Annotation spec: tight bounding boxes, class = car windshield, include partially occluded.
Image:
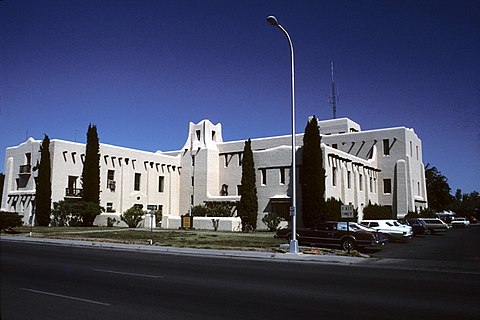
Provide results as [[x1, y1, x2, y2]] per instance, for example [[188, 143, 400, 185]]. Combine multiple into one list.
[[336, 222, 364, 231]]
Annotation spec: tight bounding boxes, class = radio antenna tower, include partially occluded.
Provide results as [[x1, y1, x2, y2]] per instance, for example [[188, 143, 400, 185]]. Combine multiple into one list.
[[328, 61, 338, 119]]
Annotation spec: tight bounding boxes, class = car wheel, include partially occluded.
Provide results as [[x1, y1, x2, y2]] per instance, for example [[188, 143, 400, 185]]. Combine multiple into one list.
[[425, 229, 432, 235], [341, 238, 355, 251]]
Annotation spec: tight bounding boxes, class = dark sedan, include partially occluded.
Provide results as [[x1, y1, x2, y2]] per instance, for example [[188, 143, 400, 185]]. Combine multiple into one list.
[[275, 221, 388, 251], [399, 218, 427, 236]]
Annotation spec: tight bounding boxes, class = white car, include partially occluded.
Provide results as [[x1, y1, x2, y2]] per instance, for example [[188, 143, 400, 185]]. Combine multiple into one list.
[[451, 217, 470, 228], [360, 220, 413, 241]]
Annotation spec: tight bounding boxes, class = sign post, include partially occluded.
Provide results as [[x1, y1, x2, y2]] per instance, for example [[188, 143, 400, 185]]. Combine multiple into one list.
[[341, 205, 354, 253]]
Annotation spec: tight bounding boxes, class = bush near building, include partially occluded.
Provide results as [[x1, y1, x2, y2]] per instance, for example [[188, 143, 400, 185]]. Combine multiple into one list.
[[192, 202, 235, 217], [261, 212, 283, 231], [0, 211, 23, 230], [51, 200, 103, 226], [363, 202, 393, 220], [121, 206, 146, 228]]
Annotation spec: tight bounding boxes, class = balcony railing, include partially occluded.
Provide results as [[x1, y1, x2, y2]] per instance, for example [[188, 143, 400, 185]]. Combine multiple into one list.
[[19, 164, 31, 175], [65, 188, 82, 197]]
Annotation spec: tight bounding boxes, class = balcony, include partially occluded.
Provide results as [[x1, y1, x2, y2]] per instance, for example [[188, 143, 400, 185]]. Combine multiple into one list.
[[19, 164, 31, 175], [65, 188, 82, 198]]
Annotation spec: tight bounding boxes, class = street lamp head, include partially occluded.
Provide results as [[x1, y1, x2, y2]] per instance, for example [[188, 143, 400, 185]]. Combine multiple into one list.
[[266, 15, 279, 26]]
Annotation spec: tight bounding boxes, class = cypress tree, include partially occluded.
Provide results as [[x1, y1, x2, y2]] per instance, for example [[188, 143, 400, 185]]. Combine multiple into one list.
[[36, 135, 52, 226], [81, 124, 101, 226], [301, 116, 326, 227], [238, 139, 258, 231]]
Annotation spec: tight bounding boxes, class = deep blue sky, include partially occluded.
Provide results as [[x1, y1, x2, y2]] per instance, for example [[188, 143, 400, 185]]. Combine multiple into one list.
[[1, 0, 479, 194]]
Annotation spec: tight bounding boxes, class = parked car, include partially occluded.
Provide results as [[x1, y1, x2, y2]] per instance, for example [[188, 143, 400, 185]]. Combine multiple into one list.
[[451, 217, 470, 228], [419, 218, 449, 234], [398, 218, 427, 236], [275, 221, 388, 251], [360, 220, 413, 241]]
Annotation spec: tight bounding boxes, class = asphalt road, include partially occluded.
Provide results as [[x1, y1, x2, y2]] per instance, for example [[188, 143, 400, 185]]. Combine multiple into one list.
[[367, 224, 480, 261], [2, 240, 479, 320]]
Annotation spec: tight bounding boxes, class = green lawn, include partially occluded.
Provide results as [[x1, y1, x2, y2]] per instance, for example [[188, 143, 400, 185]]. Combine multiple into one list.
[[2, 227, 285, 252]]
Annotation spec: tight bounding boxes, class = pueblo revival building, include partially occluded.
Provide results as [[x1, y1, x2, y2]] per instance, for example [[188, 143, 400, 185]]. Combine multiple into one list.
[[1, 117, 428, 229]]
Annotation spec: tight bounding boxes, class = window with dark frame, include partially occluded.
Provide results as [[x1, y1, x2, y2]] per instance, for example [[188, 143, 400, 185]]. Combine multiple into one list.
[[158, 176, 164, 193], [383, 178, 392, 194], [383, 139, 390, 156], [134, 173, 141, 191]]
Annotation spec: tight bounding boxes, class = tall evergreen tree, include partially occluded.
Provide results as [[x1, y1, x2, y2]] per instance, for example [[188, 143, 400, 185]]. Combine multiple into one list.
[[81, 124, 101, 226], [301, 116, 326, 227], [0, 173, 4, 206], [238, 139, 258, 231], [425, 164, 453, 212], [36, 135, 52, 226]]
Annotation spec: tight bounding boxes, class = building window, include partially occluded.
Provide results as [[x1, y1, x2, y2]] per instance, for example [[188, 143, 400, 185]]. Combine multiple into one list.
[[196, 130, 201, 141], [332, 144, 338, 149], [359, 174, 363, 191], [417, 182, 421, 196], [238, 153, 243, 166], [383, 139, 390, 156], [280, 168, 286, 185], [221, 184, 228, 196], [332, 167, 337, 186], [212, 130, 216, 141], [410, 141, 413, 156], [134, 173, 141, 191], [416, 146, 419, 160], [107, 170, 115, 191], [347, 171, 351, 189], [383, 179, 392, 194], [260, 169, 267, 185], [106, 202, 115, 213], [158, 176, 164, 193], [237, 185, 242, 196], [224, 154, 229, 167], [369, 177, 373, 192]]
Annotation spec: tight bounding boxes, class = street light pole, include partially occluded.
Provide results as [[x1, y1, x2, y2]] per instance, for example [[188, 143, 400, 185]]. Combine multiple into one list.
[[267, 15, 299, 254]]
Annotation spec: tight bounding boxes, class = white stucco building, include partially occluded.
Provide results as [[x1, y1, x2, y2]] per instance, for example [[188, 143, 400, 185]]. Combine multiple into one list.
[[1, 117, 428, 228]]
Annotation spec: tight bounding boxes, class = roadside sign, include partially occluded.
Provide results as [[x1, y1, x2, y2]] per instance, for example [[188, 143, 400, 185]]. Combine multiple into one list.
[[341, 205, 354, 218]]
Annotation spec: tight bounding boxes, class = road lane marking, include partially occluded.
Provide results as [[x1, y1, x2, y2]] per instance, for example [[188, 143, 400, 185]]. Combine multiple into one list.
[[21, 288, 111, 306], [93, 268, 162, 278]]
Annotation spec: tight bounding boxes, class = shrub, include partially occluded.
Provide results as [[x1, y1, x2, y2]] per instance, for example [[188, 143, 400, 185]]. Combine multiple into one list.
[[192, 203, 235, 217], [121, 206, 146, 228], [192, 204, 209, 217], [323, 198, 359, 221], [0, 211, 24, 230], [363, 202, 392, 220], [51, 200, 103, 227], [154, 210, 163, 226], [261, 212, 283, 231], [205, 202, 235, 217]]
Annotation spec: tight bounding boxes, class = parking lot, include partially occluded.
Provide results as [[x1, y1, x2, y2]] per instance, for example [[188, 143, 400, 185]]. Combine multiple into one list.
[[365, 224, 480, 262]]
